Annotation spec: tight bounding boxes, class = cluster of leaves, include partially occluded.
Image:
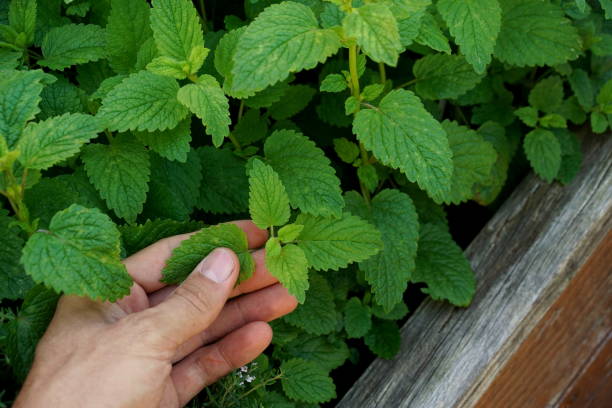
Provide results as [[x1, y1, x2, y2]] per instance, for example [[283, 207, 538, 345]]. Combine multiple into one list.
[[0, 0, 609, 406]]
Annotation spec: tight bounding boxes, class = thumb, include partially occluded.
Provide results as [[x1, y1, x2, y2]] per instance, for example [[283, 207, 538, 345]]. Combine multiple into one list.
[[139, 248, 239, 349]]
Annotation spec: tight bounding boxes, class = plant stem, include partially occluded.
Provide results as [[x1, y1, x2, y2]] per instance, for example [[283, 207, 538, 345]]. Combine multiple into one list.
[[378, 62, 387, 84], [198, 0, 207, 22], [237, 100, 245, 121], [228, 133, 242, 152], [348, 45, 372, 205], [396, 78, 418, 89], [104, 129, 114, 144]]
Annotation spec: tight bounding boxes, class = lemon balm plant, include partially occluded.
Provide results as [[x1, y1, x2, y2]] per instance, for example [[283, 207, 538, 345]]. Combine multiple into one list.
[[0, 0, 610, 406]]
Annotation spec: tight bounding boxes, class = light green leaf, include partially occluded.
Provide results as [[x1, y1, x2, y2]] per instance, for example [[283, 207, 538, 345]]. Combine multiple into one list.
[[494, 0, 582, 67], [415, 12, 451, 53], [177, 74, 230, 147], [320, 73, 347, 93], [442, 120, 497, 204], [143, 150, 201, 221], [281, 358, 336, 404], [345, 189, 419, 311], [197, 146, 249, 214], [266, 241, 309, 303], [524, 128, 562, 182], [413, 223, 475, 306], [9, 0, 36, 45], [528, 76, 564, 114], [21, 205, 132, 301], [343, 3, 402, 66], [231, 2, 341, 96], [4, 286, 59, 381], [82, 135, 150, 223], [106, 0, 153, 74], [295, 212, 382, 271], [280, 334, 349, 372], [146, 55, 189, 79], [214, 27, 245, 79], [39, 24, 107, 70], [265, 130, 344, 217], [135, 117, 192, 163], [437, 0, 501, 74], [353, 89, 453, 203], [284, 273, 337, 333], [98, 71, 189, 132], [515, 106, 539, 127], [18, 113, 104, 170], [364, 319, 401, 359], [162, 223, 254, 284], [0, 69, 52, 147], [344, 297, 372, 339], [150, 0, 203, 61], [413, 54, 484, 100], [248, 159, 290, 229], [0, 210, 33, 300]]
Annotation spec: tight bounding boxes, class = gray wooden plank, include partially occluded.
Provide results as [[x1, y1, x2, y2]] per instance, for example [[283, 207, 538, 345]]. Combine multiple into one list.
[[336, 132, 612, 408]]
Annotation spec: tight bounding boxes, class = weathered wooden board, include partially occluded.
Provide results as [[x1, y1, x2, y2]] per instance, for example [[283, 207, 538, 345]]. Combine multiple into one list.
[[337, 132, 612, 408]]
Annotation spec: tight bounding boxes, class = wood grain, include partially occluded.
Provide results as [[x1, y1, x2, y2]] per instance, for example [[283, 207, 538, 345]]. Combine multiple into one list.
[[336, 132, 612, 408], [474, 231, 611, 407]]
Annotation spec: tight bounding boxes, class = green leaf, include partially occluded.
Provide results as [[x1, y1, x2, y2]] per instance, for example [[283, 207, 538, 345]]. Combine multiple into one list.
[[494, 0, 582, 67], [231, 2, 341, 96], [539, 113, 567, 129], [196, 146, 249, 214], [21, 204, 132, 301], [8, 0, 36, 45], [333, 137, 360, 164], [280, 334, 349, 372], [320, 73, 347, 93], [82, 135, 150, 223], [371, 301, 409, 320], [119, 218, 204, 256], [345, 189, 419, 311], [265, 130, 344, 217], [344, 297, 372, 339], [515, 106, 539, 127], [524, 128, 562, 182], [442, 120, 497, 204], [177, 74, 230, 147], [135, 117, 192, 163], [0, 210, 33, 300], [364, 319, 401, 359], [278, 224, 304, 243], [266, 241, 310, 303], [590, 112, 609, 133], [295, 212, 382, 271], [413, 54, 484, 100], [286, 271, 339, 330], [150, 0, 203, 62], [233, 108, 268, 146], [144, 150, 201, 221], [4, 286, 59, 381], [98, 71, 189, 132], [268, 85, 316, 120], [413, 223, 475, 306], [214, 27, 245, 79], [597, 79, 612, 112], [415, 12, 451, 54], [106, 0, 153, 74], [281, 358, 336, 404], [568, 69, 594, 110], [39, 24, 107, 70], [437, 0, 501, 74], [343, 3, 402, 66], [39, 77, 83, 119], [555, 129, 582, 185], [248, 159, 290, 229], [353, 89, 453, 203], [473, 121, 512, 205], [162, 223, 254, 284], [0, 69, 52, 147], [528, 76, 564, 114], [18, 113, 104, 170]]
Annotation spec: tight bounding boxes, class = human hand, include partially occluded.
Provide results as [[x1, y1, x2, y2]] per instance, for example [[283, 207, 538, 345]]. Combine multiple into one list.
[[14, 221, 297, 408]]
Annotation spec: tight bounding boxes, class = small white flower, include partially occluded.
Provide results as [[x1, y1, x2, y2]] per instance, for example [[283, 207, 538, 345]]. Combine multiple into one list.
[[245, 375, 256, 383], [240, 366, 248, 373]]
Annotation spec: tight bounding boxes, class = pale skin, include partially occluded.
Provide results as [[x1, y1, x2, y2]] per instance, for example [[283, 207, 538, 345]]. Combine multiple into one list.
[[14, 220, 298, 408]]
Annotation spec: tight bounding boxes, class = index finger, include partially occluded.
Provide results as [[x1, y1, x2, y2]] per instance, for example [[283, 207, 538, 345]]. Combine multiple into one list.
[[123, 220, 268, 293]]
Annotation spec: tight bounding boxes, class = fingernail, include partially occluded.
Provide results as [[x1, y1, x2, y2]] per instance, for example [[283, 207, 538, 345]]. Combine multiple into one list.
[[198, 248, 235, 283]]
